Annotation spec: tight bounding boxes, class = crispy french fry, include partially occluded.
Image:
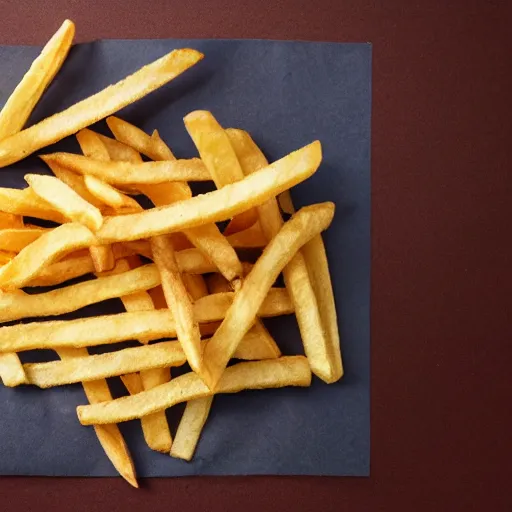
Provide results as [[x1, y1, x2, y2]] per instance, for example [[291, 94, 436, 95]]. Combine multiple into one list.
[[301, 236, 343, 381], [0, 250, 16, 265], [226, 220, 267, 248], [0, 227, 46, 252], [0, 20, 75, 141], [95, 141, 321, 243], [201, 203, 335, 390], [151, 235, 202, 374], [25, 341, 186, 387], [227, 129, 342, 383], [25, 174, 103, 231], [120, 374, 143, 395], [278, 190, 295, 215], [182, 273, 209, 301], [0, 264, 160, 322], [41, 153, 210, 185], [184, 110, 258, 235], [0, 49, 204, 167], [57, 347, 137, 488], [89, 244, 115, 272], [0, 353, 27, 387], [0, 187, 67, 223], [170, 396, 213, 461], [85, 176, 141, 210], [97, 132, 144, 163], [106, 117, 175, 161], [76, 128, 110, 161], [0, 212, 24, 229], [0, 289, 293, 352], [0, 223, 96, 290], [77, 356, 311, 425]]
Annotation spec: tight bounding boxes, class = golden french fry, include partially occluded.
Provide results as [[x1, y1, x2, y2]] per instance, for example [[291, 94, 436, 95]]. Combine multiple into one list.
[[76, 128, 110, 161], [0, 353, 27, 387], [25, 341, 186, 387], [77, 356, 311, 425], [0, 212, 24, 229], [0, 223, 96, 290], [201, 203, 335, 390], [106, 117, 175, 161], [97, 132, 144, 163], [25, 174, 103, 231], [120, 373, 143, 395], [226, 220, 267, 248], [175, 248, 217, 274], [0, 20, 75, 141], [206, 273, 281, 360], [96, 141, 321, 243], [170, 396, 213, 461], [184, 110, 258, 235], [301, 236, 343, 381], [278, 190, 296, 215], [0, 49, 204, 167], [227, 129, 341, 383], [0, 289, 292, 352], [0, 250, 16, 265], [0, 264, 160, 322], [25, 254, 95, 286], [57, 347, 137, 488], [0, 227, 46, 252], [151, 235, 203, 374], [41, 153, 209, 185], [0, 187, 67, 223], [85, 176, 141, 210]]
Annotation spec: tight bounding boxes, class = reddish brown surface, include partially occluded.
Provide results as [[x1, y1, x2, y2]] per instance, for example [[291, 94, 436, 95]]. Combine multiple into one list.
[[1, 1, 511, 511]]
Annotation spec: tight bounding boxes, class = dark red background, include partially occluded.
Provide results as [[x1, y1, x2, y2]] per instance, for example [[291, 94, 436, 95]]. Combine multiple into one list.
[[1, 1, 511, 510]]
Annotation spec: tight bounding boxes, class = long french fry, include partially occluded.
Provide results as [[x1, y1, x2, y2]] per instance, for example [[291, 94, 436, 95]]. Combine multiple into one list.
[[0, 289, 293, 352], [96, 141, 322, 243], [0, 223, 96, 290], [0, 264, 160, 322], [201, 203, 335, 390], [57, 348, 137, 487], [227, 129, 342, 383], [0, 212, 24, 229], [25, 174, 103, 231], [151, 235, 203, 374], [77, 356, 311, 425], [0, 48, 204, 166], [0, 187, 67, 223], [226, 220, 267, 248], [170, 396, 213, 461], [41, 153, 209, 185], [0, 20, 75, 141], [25, 341, 186, 387]]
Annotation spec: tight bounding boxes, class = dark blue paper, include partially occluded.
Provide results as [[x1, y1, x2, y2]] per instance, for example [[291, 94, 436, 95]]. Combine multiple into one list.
[[0, 39, 371, 477]]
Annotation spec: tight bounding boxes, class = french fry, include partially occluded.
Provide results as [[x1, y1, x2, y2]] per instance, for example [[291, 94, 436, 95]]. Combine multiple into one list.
[[0, 264, 160, 322], [0, 353, 27, 387], [184, 110, 258, 235], [97, 132, 144, 163], [41, 153, 210, 185], [96, 141, 322, 243], [57, 347, 137, 488], [151, 235, 203, 375], [278, 190, 295, 215], [0, 227, 46, 252], [0, 250, 16, 265], [0, 290, 293, 352], [110, 257, 173, 452], [85, 176, 141, 210], [201, 203, 335, 390], [0, 212, 24, 229], [89, 244, 115, 273], [0, 187, 67, 223], [76, 128, 110, 161], [182, 273, 209, 301], [0, 49, 204, 167], [77, 356, 311, 425], [106, 117, 175, 161], [170, 396, 213, 461], [0, 20, 75, 141], [25, 174, 103, 231], [0, 223, 96, 290], [227, 129, 342, 383], [25, 341, 186, 387]]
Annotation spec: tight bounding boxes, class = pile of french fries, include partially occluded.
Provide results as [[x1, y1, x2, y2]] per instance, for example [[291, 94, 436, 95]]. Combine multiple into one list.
[[0, 20, 343, 487]]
